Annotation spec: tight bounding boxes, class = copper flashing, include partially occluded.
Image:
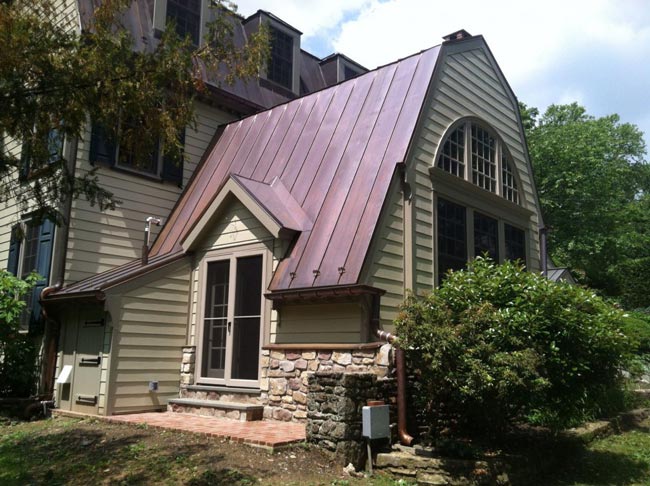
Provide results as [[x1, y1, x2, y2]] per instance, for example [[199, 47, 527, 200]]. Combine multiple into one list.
[[263, 342, 384, 351], [265, 284, 385, 302]]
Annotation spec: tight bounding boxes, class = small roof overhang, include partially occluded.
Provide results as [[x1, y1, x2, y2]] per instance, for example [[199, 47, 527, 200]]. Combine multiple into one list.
[[181, 175, 312, 252]]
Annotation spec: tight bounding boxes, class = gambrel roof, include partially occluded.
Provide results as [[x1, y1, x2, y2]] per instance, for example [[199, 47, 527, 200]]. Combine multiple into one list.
[[50, 43, 441, 298], [149, 45, 441, 292]]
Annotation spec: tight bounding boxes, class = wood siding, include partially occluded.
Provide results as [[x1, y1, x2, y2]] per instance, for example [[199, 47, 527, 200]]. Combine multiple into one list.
[[271, 302, 363, 343], [410, 45, 541, 295], [107, 261, 191, 414], [64, 102, 234, 284], [362, 178, 405, 330]]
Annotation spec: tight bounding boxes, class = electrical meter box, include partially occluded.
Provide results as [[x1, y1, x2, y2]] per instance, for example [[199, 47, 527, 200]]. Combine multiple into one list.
[[362, 404, 390, 439]]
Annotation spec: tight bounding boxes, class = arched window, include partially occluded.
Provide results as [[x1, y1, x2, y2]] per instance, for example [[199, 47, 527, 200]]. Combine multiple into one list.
[[437, 120, 520, 204]]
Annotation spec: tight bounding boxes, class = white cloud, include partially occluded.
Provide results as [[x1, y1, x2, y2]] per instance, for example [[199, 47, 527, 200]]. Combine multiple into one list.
[[234, 0, 650, 145]]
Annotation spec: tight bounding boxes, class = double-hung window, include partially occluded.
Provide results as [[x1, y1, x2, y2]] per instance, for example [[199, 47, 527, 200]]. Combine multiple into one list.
[[7, 218, 55, 332], [267, 26, 294, 90], [166, 0, 201, 45]]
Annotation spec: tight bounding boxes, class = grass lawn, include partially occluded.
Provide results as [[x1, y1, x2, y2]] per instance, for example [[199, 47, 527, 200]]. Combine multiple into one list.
[[0, 417, 406, 486], [1, 415, 650, 485]]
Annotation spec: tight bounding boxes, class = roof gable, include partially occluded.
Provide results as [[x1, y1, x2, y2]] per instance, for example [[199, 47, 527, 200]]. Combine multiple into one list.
[[183, 175, 311, 250], [150, 45, 441, 292]]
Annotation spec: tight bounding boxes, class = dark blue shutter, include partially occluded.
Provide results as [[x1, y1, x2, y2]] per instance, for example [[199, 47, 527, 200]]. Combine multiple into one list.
[[162, 129, 185, 186], [29, 219, 54, 333], [89, 123, 116, 166], [19, 140, 31, 179], [7, 225, 21, 275]]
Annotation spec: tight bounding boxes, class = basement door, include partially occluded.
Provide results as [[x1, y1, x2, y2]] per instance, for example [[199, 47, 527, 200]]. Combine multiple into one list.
[[199, 254, 263, 387]]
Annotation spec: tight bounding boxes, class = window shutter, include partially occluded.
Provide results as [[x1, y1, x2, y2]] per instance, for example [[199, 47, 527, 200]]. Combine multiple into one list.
[[19, 140, 31, 179], [162, 129, 185, 186], [89, 123, 116, 166], [7, 225, 21, 275], [29, 219, 55, 333]]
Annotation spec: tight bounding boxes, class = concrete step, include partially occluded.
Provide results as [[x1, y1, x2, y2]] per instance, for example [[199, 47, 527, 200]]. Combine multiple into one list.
[[168, 398, 264, 422]]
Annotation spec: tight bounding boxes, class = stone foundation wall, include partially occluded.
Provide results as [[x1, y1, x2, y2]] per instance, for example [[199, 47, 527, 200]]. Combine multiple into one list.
[[260, 344, 393, 422], [175, 343, 395, 424], [306, 372, 396, 468]]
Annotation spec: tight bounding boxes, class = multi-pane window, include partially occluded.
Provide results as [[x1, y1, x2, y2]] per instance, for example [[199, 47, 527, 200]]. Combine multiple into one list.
[[268, 27, 293, 89], [474, 212, 498, 261], [471, 124, 497, 192], [437, 120, 521, 204], [501, 156, 519, 204], [504, 223, 526, 264], [89, 122, 185, 185], [437, 126, 464, 177], [167, 0, 201, 45], [437, 198, 467, 282]]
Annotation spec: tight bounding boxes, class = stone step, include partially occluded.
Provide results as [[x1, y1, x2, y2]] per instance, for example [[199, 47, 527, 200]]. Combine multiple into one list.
[[168, 398, 264, 422]]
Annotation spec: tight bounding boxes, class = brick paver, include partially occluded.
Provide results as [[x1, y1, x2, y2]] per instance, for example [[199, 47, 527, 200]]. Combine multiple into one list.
[[105, 412, 306, 449]]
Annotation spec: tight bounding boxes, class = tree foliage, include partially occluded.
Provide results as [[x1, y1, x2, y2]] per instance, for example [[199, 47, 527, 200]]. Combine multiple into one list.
[[0, 270, 39, 397], [0, 0, 269, 223], [396, 258, 633, 434], [521, 102, 650, 301]]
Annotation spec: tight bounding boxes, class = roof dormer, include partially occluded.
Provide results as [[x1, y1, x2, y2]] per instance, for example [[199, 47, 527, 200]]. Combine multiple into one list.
[[319, 53, 368, 85], [243, 10, 302, 96]]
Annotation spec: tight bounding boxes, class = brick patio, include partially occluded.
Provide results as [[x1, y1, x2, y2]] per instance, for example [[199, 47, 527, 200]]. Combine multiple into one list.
[[54, 410, 306, 450]]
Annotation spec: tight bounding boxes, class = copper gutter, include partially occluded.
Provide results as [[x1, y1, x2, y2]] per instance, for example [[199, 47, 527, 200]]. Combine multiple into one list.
[[266, 284, 385, 302], [375, 329, 414, 446]]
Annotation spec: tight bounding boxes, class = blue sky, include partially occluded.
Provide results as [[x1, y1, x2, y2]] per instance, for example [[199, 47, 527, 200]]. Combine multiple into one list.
[[236, 0, 650, 151]]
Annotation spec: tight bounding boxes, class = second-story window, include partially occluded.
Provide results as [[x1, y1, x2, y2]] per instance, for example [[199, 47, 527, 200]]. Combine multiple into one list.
[[89, 121, 185, 186], [167, 0, 201, 45], [268, 26, 293, 89]]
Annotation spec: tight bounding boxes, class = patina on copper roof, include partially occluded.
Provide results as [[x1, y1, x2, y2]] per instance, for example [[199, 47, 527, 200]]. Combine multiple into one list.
[[149, 44, 441, 292]]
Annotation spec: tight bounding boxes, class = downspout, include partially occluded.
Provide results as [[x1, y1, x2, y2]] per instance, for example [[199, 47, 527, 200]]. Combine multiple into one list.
[[375, 328, 414, 446], [540, 226, 548, 277], [39, 281, 63, 399]]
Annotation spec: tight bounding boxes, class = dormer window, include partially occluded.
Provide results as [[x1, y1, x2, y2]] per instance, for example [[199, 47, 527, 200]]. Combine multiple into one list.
[[437, 119, 520, 204], [166, 0, 201, 45], [268, 26, 293, 89]]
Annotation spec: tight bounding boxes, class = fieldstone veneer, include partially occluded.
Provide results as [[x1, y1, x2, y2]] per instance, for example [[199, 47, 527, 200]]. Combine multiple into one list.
[[261, 344, 393, 422], [176, 344, 394, 423]]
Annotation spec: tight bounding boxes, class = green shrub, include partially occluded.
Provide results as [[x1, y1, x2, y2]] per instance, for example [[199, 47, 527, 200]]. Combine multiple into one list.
[[0, 270, 39, 397], [614, 257, 650, 310], [620, 312, 650, 354], [395, 258, 632, 434]]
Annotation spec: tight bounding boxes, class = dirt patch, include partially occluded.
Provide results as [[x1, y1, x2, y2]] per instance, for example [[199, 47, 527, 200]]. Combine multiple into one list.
[[0, 417, 401, 485]]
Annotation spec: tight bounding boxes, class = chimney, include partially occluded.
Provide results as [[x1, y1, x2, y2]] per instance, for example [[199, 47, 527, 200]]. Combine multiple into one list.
[[442, 29, 472, 42]]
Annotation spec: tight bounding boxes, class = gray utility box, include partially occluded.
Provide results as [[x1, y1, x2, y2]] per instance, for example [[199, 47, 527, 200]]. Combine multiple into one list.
[[362, 405, 390, 439]]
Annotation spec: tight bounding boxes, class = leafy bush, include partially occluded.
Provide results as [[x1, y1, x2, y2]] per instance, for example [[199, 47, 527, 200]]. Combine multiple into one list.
[[0, 270, 39, 397], [395, 258, 633, 434], [620, 312, 650, 354], [614, 257, 650, 310]]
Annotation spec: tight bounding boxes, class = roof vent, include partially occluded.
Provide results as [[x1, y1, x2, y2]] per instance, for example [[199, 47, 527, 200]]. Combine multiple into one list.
[[442, 29, 472, 42]]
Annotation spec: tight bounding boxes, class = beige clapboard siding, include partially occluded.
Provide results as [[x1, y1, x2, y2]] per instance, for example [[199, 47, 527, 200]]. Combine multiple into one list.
[[109, 263, 190, 414], [410, 46, 541, 296], [271, 303, 362, 343], [188, 199, 274, 345], [64, 102, 234, 284], [363, 180, 405, 329], [0, 138, 26, 268]]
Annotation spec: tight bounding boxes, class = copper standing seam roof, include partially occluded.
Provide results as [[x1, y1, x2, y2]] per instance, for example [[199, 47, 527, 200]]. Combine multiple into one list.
[[49, 44, 441, 298]]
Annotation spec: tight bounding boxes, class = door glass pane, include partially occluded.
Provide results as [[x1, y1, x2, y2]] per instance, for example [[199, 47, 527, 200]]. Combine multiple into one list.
[[202, 260, 229, 378], [231, 255, 262, 380]]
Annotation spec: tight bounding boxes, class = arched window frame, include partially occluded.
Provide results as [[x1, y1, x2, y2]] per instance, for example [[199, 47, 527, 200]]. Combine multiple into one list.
[[435, 118, 522, 205]]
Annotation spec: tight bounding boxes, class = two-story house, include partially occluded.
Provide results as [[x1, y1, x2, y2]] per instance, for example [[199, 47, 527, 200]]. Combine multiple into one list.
[[0, 0, 367, 397]]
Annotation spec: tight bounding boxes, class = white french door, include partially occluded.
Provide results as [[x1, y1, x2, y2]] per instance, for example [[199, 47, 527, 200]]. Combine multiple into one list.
[[199, 253, 263, 387]]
